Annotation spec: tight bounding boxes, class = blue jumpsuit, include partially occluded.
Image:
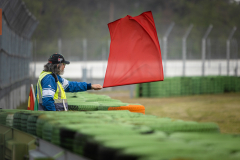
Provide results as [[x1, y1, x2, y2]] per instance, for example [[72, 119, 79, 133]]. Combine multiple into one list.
[[39, 74, 91, 111]]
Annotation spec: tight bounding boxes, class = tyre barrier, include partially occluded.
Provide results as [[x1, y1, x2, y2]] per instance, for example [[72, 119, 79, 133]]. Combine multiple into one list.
[[1, 108, 240, 160], [67, 92, 145, 114], [136, 76, 240, 98]]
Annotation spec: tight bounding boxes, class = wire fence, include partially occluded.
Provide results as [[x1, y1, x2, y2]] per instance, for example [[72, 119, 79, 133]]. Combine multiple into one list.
[[0, 0, 38, 108], [0, 20, 32, 88], [34, 25, 240, 62], [33, 23, 240, 80]]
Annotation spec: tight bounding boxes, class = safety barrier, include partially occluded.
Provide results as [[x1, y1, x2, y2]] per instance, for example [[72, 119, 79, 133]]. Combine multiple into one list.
[[136, 76, 240, 98], [1, 108, 230, 160], [67, 92, 145, 114]]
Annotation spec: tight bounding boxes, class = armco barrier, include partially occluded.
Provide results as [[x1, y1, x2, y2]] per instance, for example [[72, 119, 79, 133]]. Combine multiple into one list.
[[136, 76, 240, 98]]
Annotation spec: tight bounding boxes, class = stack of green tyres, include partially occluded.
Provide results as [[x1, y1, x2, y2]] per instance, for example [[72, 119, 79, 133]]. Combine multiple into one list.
[[12, 111, 22, 129], [98, 102, 129, 110], [170, 77, 182, 96], [144, 81, 160, 97], [213, 76, 224, 93], [52, 119, 106, 147], [21, 112, 33, 132], [223, 76, 240, 92], [68, 102, 99, 111], [67, 92, 126, 111], [42, 115, 102, 142], [116, 117, 219, 133], [1, 97, 240, 160], [223, 76, 232, 92], [0, 111, 12, 126], [0, 112, 10, 126], [192, 76, 202, 94], [27, 112, 45, 135], [137, 76, 240, 98], [72, 124, 153, 158], [234, 76, 240, 91], [0, 109, 24, 127], [13, 111, 32, 130]]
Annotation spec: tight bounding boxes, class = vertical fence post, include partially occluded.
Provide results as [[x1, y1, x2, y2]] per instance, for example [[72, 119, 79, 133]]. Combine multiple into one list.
[[182, 24, 193, 77], [234, 39, 238, 76], [226, 26, 237, 76], [159, 37, 161, 48], [163, 22, 175, 77], [102, 45, 106, 78], [58, 38, 62, 55], [219, 63, 221, 75], [130, 85, 134, 98], [202, 25, 213, 76], [82, 38, 87, 82], [207, 38, 211, 67]]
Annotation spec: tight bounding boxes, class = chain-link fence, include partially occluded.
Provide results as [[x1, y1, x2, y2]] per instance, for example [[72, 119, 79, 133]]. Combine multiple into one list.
[[33, 23, 239, 61], [33, 23, 240, 77], [0, 0, 38, 109]]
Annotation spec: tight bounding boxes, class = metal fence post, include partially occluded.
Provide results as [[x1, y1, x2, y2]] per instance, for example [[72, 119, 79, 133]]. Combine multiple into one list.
[[163, 22, 175, 76], [82, 38, 87, 82], [226, 26, 237, 76], [219, 63, 221, 75], [234, 39, 238, 76], [207, 38, 211, 67], [102, 46, 106, 78], [182, 24, 193, 77], [58, 38, 62, 55], [83, 38, 87, 62], [202, 25, 213, 76]]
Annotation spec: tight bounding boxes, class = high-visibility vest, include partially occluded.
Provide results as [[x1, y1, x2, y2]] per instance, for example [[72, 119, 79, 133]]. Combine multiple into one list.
[[37, 71, 68, 111]]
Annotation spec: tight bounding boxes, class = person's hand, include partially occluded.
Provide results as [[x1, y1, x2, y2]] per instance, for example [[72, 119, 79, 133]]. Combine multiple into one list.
[[91, 84, 102, 90]]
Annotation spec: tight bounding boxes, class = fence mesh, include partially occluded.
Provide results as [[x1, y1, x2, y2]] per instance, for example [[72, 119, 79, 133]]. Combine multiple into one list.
[[34, 24, 240, 61], [0, 0, 38, 105]]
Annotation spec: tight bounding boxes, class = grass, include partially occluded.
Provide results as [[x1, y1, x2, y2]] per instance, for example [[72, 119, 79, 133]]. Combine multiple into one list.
[[94, 90, 240, 134]]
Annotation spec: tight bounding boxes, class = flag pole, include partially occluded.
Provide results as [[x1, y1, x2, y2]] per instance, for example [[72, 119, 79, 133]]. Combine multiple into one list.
[[31, 84, 35, 103]]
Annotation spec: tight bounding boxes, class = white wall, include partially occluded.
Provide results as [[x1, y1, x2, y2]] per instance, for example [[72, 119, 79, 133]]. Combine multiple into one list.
[[31, 59, 240, 80]]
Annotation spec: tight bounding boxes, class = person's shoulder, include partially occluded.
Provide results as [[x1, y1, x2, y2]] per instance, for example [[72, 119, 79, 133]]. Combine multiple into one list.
[[41, 74, 57, 88], [57, 75, 64, 83], [42, 74, 55, 82]]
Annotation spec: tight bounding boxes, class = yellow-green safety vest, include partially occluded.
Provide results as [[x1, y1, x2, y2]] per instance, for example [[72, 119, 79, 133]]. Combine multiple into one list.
[[37, 71, 68, 111]]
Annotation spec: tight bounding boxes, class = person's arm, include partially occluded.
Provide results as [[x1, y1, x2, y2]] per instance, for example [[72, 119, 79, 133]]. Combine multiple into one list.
[[58, 76, 102, 92], [41, 75, 57, 111]]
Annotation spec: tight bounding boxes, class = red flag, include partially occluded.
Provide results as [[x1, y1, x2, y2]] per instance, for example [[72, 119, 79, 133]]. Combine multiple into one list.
[[103, 11, 164, 88], [27, 84, 35, 110]]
